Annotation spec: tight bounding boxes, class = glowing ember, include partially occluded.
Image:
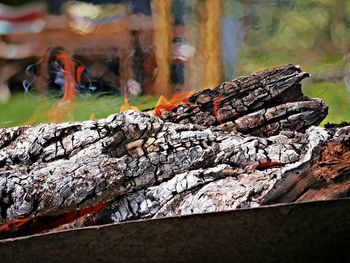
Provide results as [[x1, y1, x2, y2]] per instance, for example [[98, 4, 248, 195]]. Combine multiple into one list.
[[0, 218, 31, 236], [0, 204, 105, 238], [256, 161, 285, 170], [213, 96, 223, 123], [153, 91, 194, 116]]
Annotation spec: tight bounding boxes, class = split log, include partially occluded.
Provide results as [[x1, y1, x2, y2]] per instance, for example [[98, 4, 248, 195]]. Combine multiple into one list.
[[0, 64, 347, 237]]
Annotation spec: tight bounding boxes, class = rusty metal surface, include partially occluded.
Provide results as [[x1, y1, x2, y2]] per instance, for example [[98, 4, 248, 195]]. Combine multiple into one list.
[[1, 199, 350, 263]]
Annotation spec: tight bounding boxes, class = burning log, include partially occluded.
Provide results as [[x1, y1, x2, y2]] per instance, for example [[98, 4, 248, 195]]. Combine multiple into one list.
[[159, 64, 327, 136], [0, 64, 347, 238]]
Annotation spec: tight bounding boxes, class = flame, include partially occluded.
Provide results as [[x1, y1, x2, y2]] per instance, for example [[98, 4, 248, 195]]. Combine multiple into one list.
[[119, 93, 139, 112], [24, 96, 48, 125], [76, 65, 85, 85], [56, 53, 76, 101], [153, 91, 194, 116], [89, 112, 96, 120], [200, 0, 222, 89], [46, 53, 76, 123]]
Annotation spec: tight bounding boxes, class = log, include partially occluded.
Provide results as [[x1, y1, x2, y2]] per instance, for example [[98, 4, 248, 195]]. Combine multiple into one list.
[[159, 64, 328, 136], [0, 64, 347, 237], [83, 124, 350, 225]]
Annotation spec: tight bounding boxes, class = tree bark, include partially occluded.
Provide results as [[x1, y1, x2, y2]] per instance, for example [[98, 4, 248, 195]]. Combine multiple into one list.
[[159, 64, 327, 136], [83, 125, 350, 225], [0, 64, 346, 235]]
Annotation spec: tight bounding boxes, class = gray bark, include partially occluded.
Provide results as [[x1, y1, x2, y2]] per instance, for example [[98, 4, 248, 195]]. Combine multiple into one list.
[[84, 125, 350, 226], [0, 110, 322, 221]]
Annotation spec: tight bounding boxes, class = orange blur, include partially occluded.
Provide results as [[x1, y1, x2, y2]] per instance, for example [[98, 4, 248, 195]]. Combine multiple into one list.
[[151, 0, 171, 96], [76, 65, 85, 85], [89, 112, 96, 120], [200, 0, 222, 89], [55, 53, 76, 101], [46, 53, 76, 123], [153, 91, 194, 116]]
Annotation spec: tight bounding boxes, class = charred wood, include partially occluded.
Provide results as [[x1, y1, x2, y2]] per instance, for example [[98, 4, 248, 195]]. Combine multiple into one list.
[[0, 64, 346, 238]]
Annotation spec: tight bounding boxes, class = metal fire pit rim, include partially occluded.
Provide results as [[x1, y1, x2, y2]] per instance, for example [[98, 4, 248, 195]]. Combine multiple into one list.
[[1, 197, 349, 243]]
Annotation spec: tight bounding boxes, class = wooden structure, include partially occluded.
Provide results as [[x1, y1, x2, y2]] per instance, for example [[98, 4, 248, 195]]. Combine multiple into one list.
[[0, 0, 225, 97]]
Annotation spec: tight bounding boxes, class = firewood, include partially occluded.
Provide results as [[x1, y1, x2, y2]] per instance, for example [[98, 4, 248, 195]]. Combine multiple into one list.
[[0, 64, 347, 238], [84, 125, 350, 225], [159, 64, 328, 136]]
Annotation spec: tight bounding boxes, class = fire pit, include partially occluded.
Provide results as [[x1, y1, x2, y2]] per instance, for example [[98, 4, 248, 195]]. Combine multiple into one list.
[[0, 199, 349, 262], [0, 64, 349, 240]]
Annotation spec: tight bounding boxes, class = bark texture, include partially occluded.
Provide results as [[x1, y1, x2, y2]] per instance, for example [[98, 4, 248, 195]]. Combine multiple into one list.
[[0, 64, 346, 233], [84, 125, 350, 226], [160, 64, 328, 136]]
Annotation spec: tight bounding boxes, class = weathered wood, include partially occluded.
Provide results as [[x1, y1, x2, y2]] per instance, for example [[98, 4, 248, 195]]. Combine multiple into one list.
[[0, 64, 345, 237], [83, 125, 350, 226], [159, 64, 328, 136], [0, 110, 317, 221]]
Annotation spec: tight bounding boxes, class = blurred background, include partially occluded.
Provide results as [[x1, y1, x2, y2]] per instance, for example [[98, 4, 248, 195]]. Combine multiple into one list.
[[0, 0, 349, 127]]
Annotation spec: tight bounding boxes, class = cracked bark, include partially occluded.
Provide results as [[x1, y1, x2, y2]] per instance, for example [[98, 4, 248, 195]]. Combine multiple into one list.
[[0, 64, 347, 236], [159, 64, 327, 136]]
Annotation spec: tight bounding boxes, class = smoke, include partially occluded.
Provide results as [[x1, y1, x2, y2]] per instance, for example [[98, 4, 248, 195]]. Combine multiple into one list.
[[221, 16, 244, 80]]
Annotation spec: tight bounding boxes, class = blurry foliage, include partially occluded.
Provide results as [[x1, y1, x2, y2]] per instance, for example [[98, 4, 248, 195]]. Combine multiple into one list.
[[303, 82, 350, 125], [229, 0, 350, 123], [235, 0, 350, 73]]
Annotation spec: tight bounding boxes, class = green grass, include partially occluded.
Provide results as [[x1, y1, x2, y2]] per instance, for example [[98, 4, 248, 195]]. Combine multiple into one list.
[[303, 80, 350, 125], [1, 81, 349, 129], [0, 94, 158, 128]]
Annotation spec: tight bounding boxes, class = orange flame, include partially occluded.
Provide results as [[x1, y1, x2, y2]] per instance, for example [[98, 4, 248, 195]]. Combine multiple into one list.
[[76, 65, 85, 85], [119, 93, 139, 112], [153, 91, 194, 116], [46, 53, 76, 123], [56, 53, 76, 101], [89, 112, 96, 120], [24, 96, 48, 125]]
